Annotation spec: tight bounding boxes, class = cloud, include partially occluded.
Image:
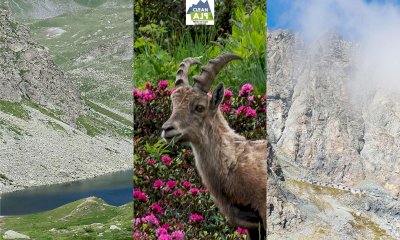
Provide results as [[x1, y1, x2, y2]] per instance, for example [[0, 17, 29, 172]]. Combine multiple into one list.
[[272, 0, 400, 96]]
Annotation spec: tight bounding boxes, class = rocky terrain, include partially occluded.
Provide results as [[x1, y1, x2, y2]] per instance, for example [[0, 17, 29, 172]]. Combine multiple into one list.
[[0, 2, 82, 125], [0, 0, 132, 194], [267, 30, 400, 239]]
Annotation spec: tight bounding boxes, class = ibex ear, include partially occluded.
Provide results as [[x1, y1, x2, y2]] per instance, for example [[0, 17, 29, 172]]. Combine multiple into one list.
[[210, 83, 224, 111]]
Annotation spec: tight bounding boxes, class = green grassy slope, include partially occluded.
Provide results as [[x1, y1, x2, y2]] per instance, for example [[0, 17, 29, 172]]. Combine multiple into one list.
[[26, 3, 132, 115], [0, 197, 133, 240]]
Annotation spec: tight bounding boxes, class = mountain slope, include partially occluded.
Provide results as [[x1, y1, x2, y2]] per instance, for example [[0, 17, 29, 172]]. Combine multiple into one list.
[[267, 30, 400, 239], [0, 2, 82, 125], [8, 0, 131, 21], [0, 1, 132, 193]]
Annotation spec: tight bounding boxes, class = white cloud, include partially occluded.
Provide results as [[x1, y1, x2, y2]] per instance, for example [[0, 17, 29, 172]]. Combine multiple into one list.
[[276, 0, 400, 97]]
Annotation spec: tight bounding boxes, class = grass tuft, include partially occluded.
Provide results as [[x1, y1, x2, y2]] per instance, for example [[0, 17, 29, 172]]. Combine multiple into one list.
[[0, 100, 30, 120]]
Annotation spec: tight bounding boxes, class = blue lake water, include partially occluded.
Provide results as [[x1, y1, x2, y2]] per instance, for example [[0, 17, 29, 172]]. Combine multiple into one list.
[[0, 170, 132, 216]]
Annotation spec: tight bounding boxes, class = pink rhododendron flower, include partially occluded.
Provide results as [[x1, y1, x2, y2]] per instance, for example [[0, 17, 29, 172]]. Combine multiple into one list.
[[133, 89, 142, 98], [151, 203, 163, 215], [189, 188, 199, 196], [189, 213, 204, 223], [224, 89, 233, 98], [158, 235, 171, 240], [235, 106, 247, 115], [239, 83, 253, 96], [153, 179, 164, 188], [161, 156, 172, 166], [156, 227, 168, 236], [147, 158, 156, 165], [181, 181, 191, 188], [236, 106, 257, 118], [162, 223, 170, 230], [142, 213, 159, 226], [133, 189, 148, 202], [220, 103, 231, 113], [133, 232, 142, 238], [237, 227, 248, 235], [171, 230, 185, 240], [166, 180, 176, 189], [245, 107, 257, 118], [173, 189, 184, 197], [134, 217, 141, 226], [247, 95, 254, 102], [158, 80, 169, 90], [142, 89, 155, 102]]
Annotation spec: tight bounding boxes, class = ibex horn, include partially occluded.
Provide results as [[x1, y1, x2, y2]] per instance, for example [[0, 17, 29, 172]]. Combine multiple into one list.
[[193, 53, 242, 94], [175, 58, 201, 87]]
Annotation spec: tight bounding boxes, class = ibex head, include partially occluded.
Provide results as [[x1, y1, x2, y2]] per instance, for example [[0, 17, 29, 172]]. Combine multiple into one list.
[[161, 53, 241, 144]]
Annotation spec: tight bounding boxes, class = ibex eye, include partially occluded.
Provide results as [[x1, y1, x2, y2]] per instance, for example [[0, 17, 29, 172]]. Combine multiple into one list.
[[195, 105, 205, 112]]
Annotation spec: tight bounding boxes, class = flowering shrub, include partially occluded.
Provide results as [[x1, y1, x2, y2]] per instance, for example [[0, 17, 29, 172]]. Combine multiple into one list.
[[133, 81, 266, 239]]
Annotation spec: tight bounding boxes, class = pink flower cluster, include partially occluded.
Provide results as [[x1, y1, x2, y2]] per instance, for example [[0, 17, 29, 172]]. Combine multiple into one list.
[[147, 158, 156, 165], [181, 180, 191, 188], [166, 180, 176, 189], [133, 81, 171, 105], [158, 80, 169, 90], [133, 88, 156, 104], [137, 213, 159, 226], [236, 105, 257, 118], [220, 100, 232, 113], [189, 188, 199, 196], [153, 179, 164, 188], [151, 203, 163, 215], [161, 156, 172, 166], [133, 189, 148, 202], [135, 213, 185, 240], [189, 213, 204, 223], [224, 89, 233, 99], [172, 189, 184, 197], [239, 83, 253, 96], [156, 228, 185, 240]]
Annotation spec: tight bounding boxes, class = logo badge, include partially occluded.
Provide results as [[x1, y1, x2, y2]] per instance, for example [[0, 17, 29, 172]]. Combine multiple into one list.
[[186, 0, 214, 25]]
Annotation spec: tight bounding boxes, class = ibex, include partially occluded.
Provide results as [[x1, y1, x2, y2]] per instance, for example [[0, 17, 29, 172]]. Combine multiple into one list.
[[161, 53, 267, 239]]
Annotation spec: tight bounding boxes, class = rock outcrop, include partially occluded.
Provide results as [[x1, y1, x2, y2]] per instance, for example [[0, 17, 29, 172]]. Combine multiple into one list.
[[267, 139, 302, 233], [0, 2, 82, 125]]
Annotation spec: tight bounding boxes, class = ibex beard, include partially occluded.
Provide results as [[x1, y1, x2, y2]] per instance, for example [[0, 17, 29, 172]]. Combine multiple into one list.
[[161, 54, 267, 238]]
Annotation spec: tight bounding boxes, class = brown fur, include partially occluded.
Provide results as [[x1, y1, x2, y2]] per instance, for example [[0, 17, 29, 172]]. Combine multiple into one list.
[[162, 86, 267, 229]]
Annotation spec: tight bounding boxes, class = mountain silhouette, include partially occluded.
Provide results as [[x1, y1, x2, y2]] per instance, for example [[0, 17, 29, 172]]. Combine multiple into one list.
[[187, 0, 212, 15]]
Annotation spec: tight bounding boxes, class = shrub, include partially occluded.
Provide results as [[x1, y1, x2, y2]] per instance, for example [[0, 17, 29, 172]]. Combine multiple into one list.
[[133, 81, 265, 239]]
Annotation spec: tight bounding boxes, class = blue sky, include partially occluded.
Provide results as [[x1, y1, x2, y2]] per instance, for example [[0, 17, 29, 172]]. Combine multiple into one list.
[[268, 0, 400, 30]]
